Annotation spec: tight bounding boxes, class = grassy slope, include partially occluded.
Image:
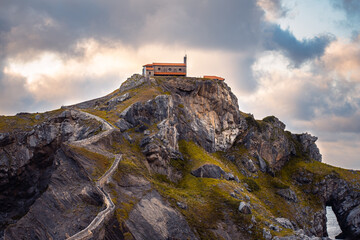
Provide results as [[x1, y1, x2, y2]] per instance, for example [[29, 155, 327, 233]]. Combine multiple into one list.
[[0, 109, 63, 133], [83, 81, 165, 127]]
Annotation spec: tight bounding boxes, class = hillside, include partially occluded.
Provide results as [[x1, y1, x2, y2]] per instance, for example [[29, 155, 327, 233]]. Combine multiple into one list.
[[0, 74, 359, 240]]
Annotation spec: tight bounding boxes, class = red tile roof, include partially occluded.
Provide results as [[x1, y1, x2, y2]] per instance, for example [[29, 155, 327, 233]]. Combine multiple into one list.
[[204, 75, 225, 81]]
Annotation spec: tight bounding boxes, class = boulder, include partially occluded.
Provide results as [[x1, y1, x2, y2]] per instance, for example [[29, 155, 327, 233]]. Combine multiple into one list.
[[263, 228, 272, 240], [275, 218, 294, 230], [238, 202, 252, 214], [191, 164, 225, 179], [257, 155, 267, 172], [224, 172, 235, 180], [276, 188, 298, 202], [115, 119, 133, 132], [125, 191, 198, 240], [176, 202, 187, 210], [241, 157, 257, 173]]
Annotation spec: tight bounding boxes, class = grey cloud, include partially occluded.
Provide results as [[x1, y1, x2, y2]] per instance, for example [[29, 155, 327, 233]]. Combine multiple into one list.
[[0, 0, 264, 56], [0, 0, 269, 113], [331, 0, 360, 22], [293, 79, 360, 131], [0, 68, 38, 114], [265, 25, 335, 67], [0, 0, 337, 115]]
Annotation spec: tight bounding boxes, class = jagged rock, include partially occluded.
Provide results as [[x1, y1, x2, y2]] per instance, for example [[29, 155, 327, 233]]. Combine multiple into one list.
[[236, 114, 296, 170], [270, 224, 281, 232], [226, 155, 236, 162], [345, 205, 360, 237], [276, 188, 298, 202], [191, 164, 225, 179], [293, 133, 322, 162], [176, 202, 187, 210], [119, 74, 147, 92], [224, 172, 235, 180], [238, 202, 252, 214], [125, 191, 198, 240], [107, 93, 130, 105], [163, 78, 247, 152], [241, 157, 257, 173], [293, 169, 314, 184], [1, 75, 359, 240], [123, 132, 133, 143], [263, 116, 286, 129], [230, 192, 239, 199], [275, 218, 294, 230], [263, 228, 272, 240], [0, 133, 13, 147], [115, 119, 133, 132], [257, 155, 267, 172]]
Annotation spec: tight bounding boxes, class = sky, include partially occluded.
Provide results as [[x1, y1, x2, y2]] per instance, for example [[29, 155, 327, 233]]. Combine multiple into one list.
[[0, 0, 360, 169]]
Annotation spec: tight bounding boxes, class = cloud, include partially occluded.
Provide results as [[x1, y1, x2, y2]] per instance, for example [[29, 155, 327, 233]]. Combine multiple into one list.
[[247, 35, 360, 130], [257, 0, 288, 21], [0, 0, 278, 113], [0, 0, 266, 55], [330, 0, 360, 22], [264, 25, 335, 67]]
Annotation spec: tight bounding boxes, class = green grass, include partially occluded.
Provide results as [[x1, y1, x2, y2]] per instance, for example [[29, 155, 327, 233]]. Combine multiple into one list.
[[243, 178, 260, 191], [0, 109, 63, 133], [149, 140, 267, 238], [68, 145, 114, 180], [83, 83, 165, 128], [178, 140, 230, 171]]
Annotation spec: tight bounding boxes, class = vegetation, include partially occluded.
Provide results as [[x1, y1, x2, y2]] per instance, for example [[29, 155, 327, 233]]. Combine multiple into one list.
[[68, 145, 114, 180], [83, 80, 167, 127], [0, 109, 63, 133], [242, 178, 260, 192]]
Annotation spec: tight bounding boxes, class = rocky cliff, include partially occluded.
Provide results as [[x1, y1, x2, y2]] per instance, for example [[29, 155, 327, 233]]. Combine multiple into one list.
[[0, 74, 359, 240]]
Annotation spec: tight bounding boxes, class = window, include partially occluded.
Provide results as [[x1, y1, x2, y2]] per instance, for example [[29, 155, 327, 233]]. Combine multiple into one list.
[[168, 68, 172, 71], [179, 68, 182, 71], [148, 72, 151, 74], [158, 68, 160, 70]]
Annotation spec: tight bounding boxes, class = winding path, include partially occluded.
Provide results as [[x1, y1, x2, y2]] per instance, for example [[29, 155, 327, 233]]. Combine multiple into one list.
[[66, 110, 121, 240]]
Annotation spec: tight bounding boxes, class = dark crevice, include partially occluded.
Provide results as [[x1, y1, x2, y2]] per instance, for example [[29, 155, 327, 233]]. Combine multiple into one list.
[[0, 144, 58, 232]]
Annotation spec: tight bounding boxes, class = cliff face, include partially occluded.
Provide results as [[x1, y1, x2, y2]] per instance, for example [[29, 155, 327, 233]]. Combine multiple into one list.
[[0, 74, 359, 240]]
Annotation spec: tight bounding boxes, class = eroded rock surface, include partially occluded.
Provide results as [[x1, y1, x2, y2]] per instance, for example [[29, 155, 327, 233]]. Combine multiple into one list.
[[125, 191, 198, 240], [0, 75, 359, 240]]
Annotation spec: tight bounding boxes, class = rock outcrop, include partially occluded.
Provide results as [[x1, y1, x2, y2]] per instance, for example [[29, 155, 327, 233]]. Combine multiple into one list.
[[0, 74, 359, 240], [125, 191, 198, 240], [191, 164, 225, 179]]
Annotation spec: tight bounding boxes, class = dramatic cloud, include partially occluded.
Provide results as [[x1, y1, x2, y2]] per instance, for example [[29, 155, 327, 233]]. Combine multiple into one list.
[[240, 34, 360, 169], [264, 25, 335, 67]]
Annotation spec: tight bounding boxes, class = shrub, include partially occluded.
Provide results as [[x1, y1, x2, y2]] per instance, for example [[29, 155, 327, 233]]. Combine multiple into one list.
[[243, 178, 260, 192], [271, 178, 290, 189]]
